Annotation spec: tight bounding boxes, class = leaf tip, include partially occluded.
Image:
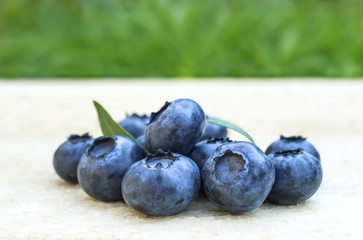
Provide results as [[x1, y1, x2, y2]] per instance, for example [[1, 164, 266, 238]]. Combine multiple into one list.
[[93, 100, 100, 107]]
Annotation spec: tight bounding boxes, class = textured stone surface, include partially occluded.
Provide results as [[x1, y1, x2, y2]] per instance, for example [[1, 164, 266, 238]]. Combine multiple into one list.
[[0, 80, 362, 239]]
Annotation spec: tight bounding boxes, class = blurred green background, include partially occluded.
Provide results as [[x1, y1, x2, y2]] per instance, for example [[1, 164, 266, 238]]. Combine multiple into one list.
[[0, 0, 362, 78]]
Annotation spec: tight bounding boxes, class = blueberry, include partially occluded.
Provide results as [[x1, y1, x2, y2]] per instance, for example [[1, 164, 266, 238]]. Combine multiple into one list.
[[188, 137, 233, 171], [200, 117, 227, 141], [267, 149, 323, 205], [202, 142, 275, 213], [136, 134, 145, 148], [145, 99, 207, 155], [77, 136, 144, 202], [266, 135, 320, 161], [122, 150, 201, 216], [119, 114, 150, 138], [53, 133, 93, 184]]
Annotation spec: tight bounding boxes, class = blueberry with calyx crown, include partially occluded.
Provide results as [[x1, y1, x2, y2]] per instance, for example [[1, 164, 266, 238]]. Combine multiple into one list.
[[53, 133, 93, 184], [145, 98, 206, 155], [122, 149, 200, 216], [77, 135, 144, 202], [202, 141, 275, 213], [267, 148, 323, 205]]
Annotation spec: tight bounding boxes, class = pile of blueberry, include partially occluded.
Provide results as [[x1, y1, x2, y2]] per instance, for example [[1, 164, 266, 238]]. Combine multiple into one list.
[[53, 98, 323, 216]]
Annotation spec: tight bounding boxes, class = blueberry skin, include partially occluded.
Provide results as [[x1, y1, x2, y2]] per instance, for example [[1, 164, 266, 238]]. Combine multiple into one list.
[[122, 150, 201, 216], [145, 99, 207, 155], [202, 142, 275, 213], [266, 135, 320, 161], [200, 117, 227, 141], [267, 149, 323, 205], [119, 114, 149, 138], [136, 135, 145, 149], [77, 136, 144, 202], [188, 138, 233, 171], [53, 133, 93, 184]]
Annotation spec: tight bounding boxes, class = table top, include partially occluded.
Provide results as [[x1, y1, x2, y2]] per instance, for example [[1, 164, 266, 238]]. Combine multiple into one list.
[[1, 80, 362, 240]]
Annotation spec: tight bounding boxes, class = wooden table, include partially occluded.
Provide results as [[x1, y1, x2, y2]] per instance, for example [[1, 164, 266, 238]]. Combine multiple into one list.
[[1, 80, 362, 239]]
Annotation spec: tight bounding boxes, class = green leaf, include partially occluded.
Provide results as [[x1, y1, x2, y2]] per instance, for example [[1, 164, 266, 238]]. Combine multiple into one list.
[[208, 119, 255, 145], [93, 100, 148, 155]]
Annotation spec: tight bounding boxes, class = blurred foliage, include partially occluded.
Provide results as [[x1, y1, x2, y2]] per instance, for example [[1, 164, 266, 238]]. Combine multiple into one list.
[[0, 0, 362, 78]]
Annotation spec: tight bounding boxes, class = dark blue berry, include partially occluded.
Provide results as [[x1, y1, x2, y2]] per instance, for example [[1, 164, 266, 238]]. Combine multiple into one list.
[[122, 150, 200, 216], [53, 133, 93, 184], [202, 142, 275, 213], [77, 136, 144, 202], [145, 99, 206, 155], [119, 114, 149, 138], [200, 117, 227, 141], [267, 149, 323, 205], [136, 134, 145, 149], [266, 135, 320, 161]]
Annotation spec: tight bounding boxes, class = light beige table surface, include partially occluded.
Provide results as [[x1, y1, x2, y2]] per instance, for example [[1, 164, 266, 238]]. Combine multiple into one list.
[[1, 79, 362, 240]]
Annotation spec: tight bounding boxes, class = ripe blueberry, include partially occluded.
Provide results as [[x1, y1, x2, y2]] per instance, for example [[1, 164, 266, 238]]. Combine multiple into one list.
[[119, 114, 149, 138], [53, 133, 93, 184], [77, 136, 144, 202], [202, 142, 275, 213], [200, 117, 227, 141], [266, 135, 320, 161], [136, 134, 145, 149], [267, 149, 323, 205], [122, 150, 200, 216], [145, 98, 206, 155]]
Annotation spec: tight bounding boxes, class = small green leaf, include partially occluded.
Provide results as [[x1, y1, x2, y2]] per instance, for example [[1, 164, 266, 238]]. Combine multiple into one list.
[[208, 119, 255, 145], [93, 100, 148, 155]]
